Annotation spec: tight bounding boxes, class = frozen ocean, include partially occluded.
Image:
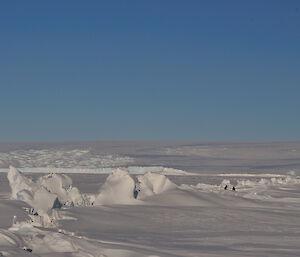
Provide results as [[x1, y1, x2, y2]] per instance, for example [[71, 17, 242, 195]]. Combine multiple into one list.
[[0, 142, 300, 256]]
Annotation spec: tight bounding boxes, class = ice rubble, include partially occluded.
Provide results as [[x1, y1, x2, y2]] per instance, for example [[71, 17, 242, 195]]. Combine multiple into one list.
[[7, 166, 88, 213], [4, 221, 108, 257], [236, 175, 300, 187], [4, 166, 181, 255], [7, 166, 178, 210], [4, 166, 300, 256], [0, 149, 134, 169], [3, 220, 158, 257], [8, 165, 300, 212]]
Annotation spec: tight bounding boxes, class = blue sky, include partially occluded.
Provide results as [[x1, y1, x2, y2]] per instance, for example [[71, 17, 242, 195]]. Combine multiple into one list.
[[0, 0, 299, 141]]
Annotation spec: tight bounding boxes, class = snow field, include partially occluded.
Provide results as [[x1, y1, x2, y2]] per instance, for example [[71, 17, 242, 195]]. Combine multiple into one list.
[[1, 166, 300, 256]]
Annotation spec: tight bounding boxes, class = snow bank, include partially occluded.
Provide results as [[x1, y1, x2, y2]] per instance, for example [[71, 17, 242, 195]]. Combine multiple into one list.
[[10, 165, 300, 209], [7, 166, 87, 213], [7, 220, 149, 257], [0, 229, 20, 247], [136, 172, 177, 199], [8, 166, 180, 208], [95, 168, 136, 205], [94, 169, 179, 205]]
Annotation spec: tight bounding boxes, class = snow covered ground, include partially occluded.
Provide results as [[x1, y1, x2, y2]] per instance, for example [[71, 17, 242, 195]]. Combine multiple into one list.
[[1, 141, 300, 174], [0, 142, 300, 256]]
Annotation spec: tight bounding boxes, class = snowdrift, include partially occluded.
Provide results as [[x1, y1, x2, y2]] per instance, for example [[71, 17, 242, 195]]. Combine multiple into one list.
[[7, 166, 179, 209], [94, 169, 177, 205], [8, 166, 300, 210], [136, 172, 177, 199], [94, 168, 137, 205]]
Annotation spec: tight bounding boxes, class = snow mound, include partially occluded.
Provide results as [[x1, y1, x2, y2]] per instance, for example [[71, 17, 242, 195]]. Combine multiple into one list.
[[7, 166, 36, 199], [7, 166, 87, 212], [94, 170, 178, 205], [136, 172, 177, 199], [237, 176, 300, 187], [8, 166, 180, 208], [95, 168, 137, 205], [220, 179, 233, 189]]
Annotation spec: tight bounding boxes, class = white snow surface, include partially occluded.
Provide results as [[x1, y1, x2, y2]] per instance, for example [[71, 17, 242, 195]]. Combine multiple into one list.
[[136, 172, 177, 199], [1, 142, 300, 256], [1, 166, 300, 256]]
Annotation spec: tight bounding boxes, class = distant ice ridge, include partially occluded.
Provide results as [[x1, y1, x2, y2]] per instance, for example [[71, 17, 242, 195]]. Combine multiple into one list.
[[237, 176, 300, 187], [0, 165, 194, 175], [149, 144, 300, 160], [0, 149, 134, 168], [151, 146, 215, 156]]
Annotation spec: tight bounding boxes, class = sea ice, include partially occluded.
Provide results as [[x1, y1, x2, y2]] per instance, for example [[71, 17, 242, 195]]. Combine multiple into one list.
[[2, 161, 300, 256], [7, 166, 88, 213]]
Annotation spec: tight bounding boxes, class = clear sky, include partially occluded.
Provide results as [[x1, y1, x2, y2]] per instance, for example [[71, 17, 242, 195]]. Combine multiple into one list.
[[0, 0, 299, 141]]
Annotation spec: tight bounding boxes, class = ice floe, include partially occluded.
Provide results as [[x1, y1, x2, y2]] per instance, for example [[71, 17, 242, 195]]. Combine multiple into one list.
[[7, 166, 90, 213]]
